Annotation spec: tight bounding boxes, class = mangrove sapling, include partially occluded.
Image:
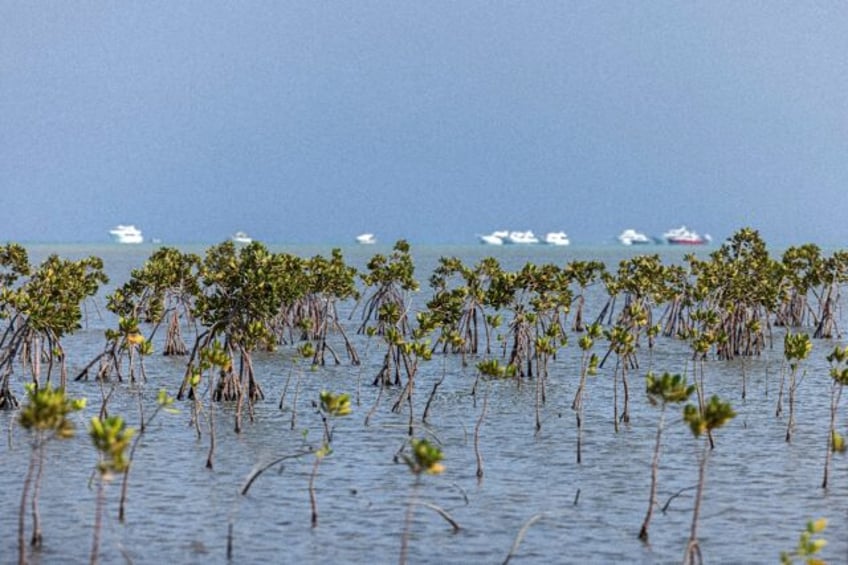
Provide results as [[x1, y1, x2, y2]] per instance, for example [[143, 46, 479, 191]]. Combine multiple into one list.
[[780, 518, 828, 564], [390, 314, 437, 437], [598, 254, 668, 373], [276, 343, 314, 427], [812, 250, 848, 339], [17, 384, 86, 563], [690, 229, 780, 361], [427, 256, 502, 358], [778, 244, 823, 329], [823, 346, 848, 489], [82, 250, 198, 381], [301, 250, 362, 366], [658, 265, 691, 340], [109, 246, 201, 357], [605, 325, 636, 432], [687, 309, 721, 449], [118, 389, 178, 523], [355, 240, 419, 346], [571, 323, 601, 464], [1, 252, 107, 390], [0, 244, 30, 408], [681, 395, 736, 565], [184, 340, 230, 468], [471, 360, 509, 480], [504, 263, 572, 392], [533, 334, 558, 434], [177, 242, 285, 433], [309, 390, 351, 528], [639, 372, 695, 543], [309, 390, 351, 527], [399, 438, 446, 565], [563, 260, 606, 333], [89, 415, 135, 565], [782, 332, 812, 443]]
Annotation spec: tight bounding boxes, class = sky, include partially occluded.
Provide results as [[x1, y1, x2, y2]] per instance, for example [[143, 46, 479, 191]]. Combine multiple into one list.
[[2, 2, 847, 246]]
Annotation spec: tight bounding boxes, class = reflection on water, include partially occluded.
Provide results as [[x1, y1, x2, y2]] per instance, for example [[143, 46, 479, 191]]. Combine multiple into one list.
[[0, 244, 846, 563]]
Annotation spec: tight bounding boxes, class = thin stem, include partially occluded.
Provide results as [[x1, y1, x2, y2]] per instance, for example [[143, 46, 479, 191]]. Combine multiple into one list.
[[90, 478, 105, 565], [309, 455, 322, 528], [639, 406, 665, 542], [475, 386, 488, 481], [399, 477, 420, 565], [18, 444, 38, 565], [30, 445, 45, 548]]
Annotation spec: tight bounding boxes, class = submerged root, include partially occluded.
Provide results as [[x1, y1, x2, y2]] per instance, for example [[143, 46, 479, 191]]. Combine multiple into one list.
[[213, 371, 240, 402], [0, 384, 18, 410]]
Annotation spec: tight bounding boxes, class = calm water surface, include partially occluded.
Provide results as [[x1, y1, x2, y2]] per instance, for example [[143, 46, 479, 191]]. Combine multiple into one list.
[[1, 243, 846, 564]]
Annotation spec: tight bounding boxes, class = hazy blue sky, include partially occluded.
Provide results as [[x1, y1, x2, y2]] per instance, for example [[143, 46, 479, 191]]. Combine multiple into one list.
[[2, 3, 846, 246]]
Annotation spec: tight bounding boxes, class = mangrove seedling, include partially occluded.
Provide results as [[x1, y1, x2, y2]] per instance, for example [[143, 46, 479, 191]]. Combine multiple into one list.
[[781, 332, 812, 443], [605, 325, 636, 432], [571, 323, 601, 463], [89, 415, 134, 565], [399, 438, 445, 565], [823, 345, 848, 489], [682, 395, 736, 565], [638, 372, 695, 543], [779, 518, 828, 565], [18, 384, 86, 563], [309, 390, 351, 527]]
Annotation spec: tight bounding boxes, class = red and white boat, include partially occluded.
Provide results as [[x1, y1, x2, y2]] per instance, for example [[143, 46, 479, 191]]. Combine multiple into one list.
[[663, 225, 711, 245]]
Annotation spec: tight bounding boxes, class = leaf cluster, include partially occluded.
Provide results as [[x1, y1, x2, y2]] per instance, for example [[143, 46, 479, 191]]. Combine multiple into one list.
[[404, 438, 445, 475], [89, 416, 135, 476], [18, 383, 86, 438]]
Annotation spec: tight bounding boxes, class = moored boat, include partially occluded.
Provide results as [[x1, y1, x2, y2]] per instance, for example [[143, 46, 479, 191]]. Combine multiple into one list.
[[479, 230, 509, 245], [543, 231, 570, 246], [663, 225, 711, 245], [617, 229, 652, 246], [232, 231, 252, 244], [109, 225, 144, 244], [504, 230, 539, 245]]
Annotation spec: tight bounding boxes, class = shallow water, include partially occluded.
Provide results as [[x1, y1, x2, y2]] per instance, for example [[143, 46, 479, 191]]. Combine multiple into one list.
[[1, 243, 846, 564]]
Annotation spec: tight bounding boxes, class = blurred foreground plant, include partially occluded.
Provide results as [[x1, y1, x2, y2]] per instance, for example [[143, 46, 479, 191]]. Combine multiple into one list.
[[780, 518, 828, 565], [18, 384, 86, 563], [682, 395, 735, 565], [89, 415, 134, 565], [399, 438, 446, 565]]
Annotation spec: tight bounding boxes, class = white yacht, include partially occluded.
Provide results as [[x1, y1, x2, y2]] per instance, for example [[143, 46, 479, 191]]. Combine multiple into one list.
[[617, 229, 652, 246], [479, 230, 509, 245], [232, 231, 252, 244], [543, 231, 570, 246], [356, 233, 377, 245], [109, 225, 144, 244], [504, 230, 539, 245], [663, 225, 711, 245]]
